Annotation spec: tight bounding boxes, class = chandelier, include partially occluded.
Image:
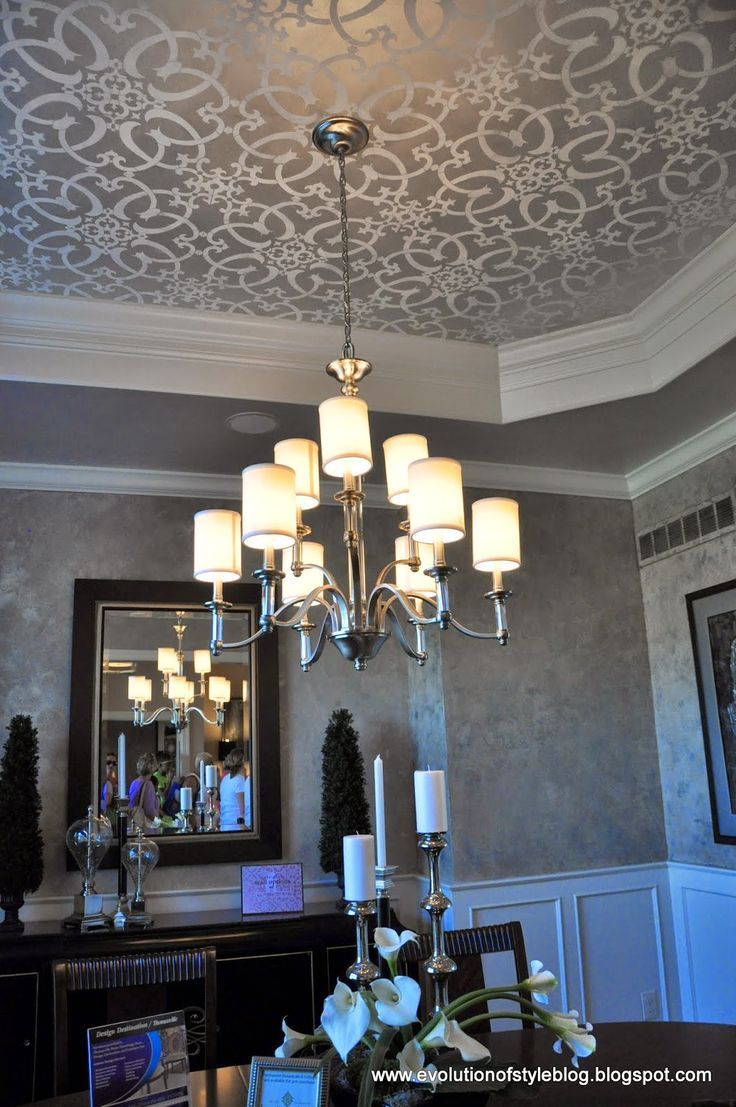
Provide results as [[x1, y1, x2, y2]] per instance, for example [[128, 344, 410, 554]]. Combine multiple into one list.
[[192, 117, 521, 672], [126, 611, 237, 731]]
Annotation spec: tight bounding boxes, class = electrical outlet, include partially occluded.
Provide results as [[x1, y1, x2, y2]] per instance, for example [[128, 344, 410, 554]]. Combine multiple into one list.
[[641, 990, 660, 1021]]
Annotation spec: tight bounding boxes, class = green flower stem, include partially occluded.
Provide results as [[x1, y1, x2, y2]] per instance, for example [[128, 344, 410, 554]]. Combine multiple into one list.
[[417, 986, 549, 1043], [459, 1011, 550, 1032]]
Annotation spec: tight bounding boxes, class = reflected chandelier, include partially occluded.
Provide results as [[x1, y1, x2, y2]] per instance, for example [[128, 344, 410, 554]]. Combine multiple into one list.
[[192, 117, 521, 672]]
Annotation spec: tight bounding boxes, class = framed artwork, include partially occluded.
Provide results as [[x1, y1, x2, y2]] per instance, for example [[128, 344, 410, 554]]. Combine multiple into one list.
[[241, 862, 304, 916], [688, 578, 736, 843], [246, 1056, 329, 1107]]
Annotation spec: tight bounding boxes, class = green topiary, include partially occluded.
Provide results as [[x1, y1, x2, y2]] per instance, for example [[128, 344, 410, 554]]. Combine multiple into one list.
[[318, 708, 371, 889], [0, 714, 44, 897]]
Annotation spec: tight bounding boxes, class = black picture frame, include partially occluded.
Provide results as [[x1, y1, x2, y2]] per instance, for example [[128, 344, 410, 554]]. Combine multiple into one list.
[[68, 578, 282, 867], [687, 576, 736, 845]]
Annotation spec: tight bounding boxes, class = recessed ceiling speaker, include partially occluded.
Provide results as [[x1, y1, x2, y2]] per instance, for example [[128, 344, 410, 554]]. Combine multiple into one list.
[[226, 411, 279, 435]]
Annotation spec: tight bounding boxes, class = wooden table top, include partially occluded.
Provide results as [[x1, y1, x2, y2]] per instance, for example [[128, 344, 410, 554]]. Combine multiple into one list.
[[28, 1021, 736, 1106]]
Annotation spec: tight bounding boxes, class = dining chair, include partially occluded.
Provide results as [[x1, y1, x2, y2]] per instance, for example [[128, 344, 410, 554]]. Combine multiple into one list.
[[52, 946, 217, 1094], [399, 920, 534, 1032]]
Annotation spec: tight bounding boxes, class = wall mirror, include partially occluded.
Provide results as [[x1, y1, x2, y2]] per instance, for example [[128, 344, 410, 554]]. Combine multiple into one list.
[[68, 579, 281, 866]]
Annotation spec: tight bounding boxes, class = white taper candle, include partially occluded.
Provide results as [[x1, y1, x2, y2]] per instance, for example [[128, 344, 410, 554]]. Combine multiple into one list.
[[117, 732, 127, 799], [374, 756, 387, 869]]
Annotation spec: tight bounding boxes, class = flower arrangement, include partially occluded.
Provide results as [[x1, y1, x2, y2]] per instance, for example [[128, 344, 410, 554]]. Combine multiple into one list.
[[276, 927, 596, 1105]]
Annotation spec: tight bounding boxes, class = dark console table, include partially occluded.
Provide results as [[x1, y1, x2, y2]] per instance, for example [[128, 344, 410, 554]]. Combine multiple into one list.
[[0, 904, 356, 1105]]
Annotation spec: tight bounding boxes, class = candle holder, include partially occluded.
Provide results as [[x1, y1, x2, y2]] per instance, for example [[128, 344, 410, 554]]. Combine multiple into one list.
[[177, 807, 194, 833], [345, 900, 381, 987], [375, 864, 398, 930], [205, 786, 218, 832], [196, 798, 206, 832], [418, 832, 456, 1012], [113, 800, 130, 929]]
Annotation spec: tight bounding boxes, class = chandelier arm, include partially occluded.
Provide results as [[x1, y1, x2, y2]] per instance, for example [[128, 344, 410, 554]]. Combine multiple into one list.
[[135, 705, 175, 726], [293, 561, 342, 594], [185, 705, 221, 727], [385, 605, 429, 665], [215, 624, 270, 652], [367, 582, 437, 628], [372, 557, 418, 591], [272, 585, 348, 631], [448, 615, 509, 644]]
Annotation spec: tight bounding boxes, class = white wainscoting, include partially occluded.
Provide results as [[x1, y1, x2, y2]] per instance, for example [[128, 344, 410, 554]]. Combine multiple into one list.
[[668, 862, 736, 1024]]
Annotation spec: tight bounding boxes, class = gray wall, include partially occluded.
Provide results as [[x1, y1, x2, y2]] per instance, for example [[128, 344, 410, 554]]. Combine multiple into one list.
[[0, 483, 666, 903], [633, 445, 736, 870]]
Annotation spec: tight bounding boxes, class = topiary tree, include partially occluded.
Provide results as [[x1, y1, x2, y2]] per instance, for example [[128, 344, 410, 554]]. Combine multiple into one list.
[[0, 715, 43, 930], [318, 708, 371, 890]]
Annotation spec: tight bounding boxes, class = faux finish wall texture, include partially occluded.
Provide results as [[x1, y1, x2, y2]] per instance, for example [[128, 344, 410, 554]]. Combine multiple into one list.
[[633, 445, 736, 870], [0, 484, 666, 904]]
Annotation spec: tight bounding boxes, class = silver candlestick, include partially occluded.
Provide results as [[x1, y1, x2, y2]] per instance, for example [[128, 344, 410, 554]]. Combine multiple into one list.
[[196, 798, 206, 832], [375, 864, 398, 930], [177, 807, 194, 833], [205, 786, 217, 832], [345, 900, 381, 987], [113, 799, 130, 929], [418, 832, 457, 1012]]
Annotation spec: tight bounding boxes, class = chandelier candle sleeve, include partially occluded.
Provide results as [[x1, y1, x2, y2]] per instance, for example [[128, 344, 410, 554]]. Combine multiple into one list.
[[414, 769, 448, 833], [274, 439, 320, 509], [472, 498, 521, 572], [193, 510, 242, 582], [242, 464, 297, 550], [383, 434, 429, 506], [343, 834, 376, 901], [118, 733, 127, 799], [408, 458, 466, 544], [319, 396, 373, 477], [373, 756, 387, 869]]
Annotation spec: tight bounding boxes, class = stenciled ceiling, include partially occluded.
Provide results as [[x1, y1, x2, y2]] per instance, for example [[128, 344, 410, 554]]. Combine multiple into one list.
[[2, 0, 736, 344]]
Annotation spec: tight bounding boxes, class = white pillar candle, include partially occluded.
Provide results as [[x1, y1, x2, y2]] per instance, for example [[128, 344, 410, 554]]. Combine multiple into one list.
[[180, 786, 193, 812], [117, 733, 127, 799], [414, 769, 448, 833], [199, 759, 207, 802], [374, 756, 387, 869], [343, 834, 376, 901], [205, 764, 217, 789]]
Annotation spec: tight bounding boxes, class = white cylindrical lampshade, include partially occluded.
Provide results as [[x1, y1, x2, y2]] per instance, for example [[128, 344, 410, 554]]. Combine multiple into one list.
[[383, 434, 428, 506], [242, 463, 297, 550], [193, 509, 242, 583], [472, 497, 521, 572], [193, 649, 211, 675], [168, 675, 188, 701], [274, 438, 320, 510], [408, 457, 465, 544], [157, 647, 178, 674], [128, 676, 152, 703], [281, 542, 325, 606], [394, 536, 435, 598], [209, 675, 231, 704], [318, 396, 372, 478]]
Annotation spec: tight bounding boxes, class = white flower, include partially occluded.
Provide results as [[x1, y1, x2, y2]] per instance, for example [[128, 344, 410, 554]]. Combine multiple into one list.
[[422, 1013, 491, 1062], [320, 981, 371, 1063], [545, 1009, 596, 1068], [369, 975, 422, 1027], [524, 959, 557, 1004], [397, 1038, 436, 1079], [275, 1019, 309, 1058], [374, 927, 419, 972]]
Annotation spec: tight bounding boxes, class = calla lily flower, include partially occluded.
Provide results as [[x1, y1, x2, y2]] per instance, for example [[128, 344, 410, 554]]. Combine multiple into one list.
[[422, 1013, 491, 1062], [544, 1009, 596, 1068], [275, 1019, 310, 1058], [397, 1038, 436, 1079], [374, 928, 419, 974], [320, 981, 371, 1063], [524, 959, 557, 1004], [370, 975, 422, 1027]]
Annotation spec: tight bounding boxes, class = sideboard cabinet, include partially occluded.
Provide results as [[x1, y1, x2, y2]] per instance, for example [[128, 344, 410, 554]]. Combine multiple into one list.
[[0, 906, 356, 1104]]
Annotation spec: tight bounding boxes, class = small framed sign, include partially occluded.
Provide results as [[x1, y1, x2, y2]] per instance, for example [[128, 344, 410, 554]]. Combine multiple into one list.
[[241, 861, 304, 915], [246, 1056, 329, 1107]]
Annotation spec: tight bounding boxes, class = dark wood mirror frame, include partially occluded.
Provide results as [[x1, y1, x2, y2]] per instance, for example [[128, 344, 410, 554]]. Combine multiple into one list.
[[68, 578, 282, 867]]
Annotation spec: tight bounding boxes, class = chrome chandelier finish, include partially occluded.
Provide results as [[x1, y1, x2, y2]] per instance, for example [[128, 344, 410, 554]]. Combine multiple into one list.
[[195, 117, 519, 673]]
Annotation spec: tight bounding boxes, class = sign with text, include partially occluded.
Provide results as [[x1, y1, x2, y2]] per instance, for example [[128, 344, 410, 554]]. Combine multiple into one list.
[[241, 861, 304, 915], [87, 1010, 189, 1107]]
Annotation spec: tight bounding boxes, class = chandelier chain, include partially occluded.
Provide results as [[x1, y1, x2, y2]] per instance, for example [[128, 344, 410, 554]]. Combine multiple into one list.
[[337, 151, 354, 360]]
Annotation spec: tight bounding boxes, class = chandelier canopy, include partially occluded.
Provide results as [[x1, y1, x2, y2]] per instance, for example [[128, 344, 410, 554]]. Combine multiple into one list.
[[193, 117, 521, 672]]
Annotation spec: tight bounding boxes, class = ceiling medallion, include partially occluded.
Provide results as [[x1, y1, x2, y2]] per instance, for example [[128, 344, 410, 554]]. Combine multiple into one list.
[[191, 117, 521, 672]]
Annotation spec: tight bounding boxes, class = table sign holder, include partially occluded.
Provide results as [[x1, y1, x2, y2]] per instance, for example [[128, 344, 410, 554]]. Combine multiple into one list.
[[344, 899, 381, 987], [418, 830, 457, 1012], [88, 1010, 189, 1107], [374, 863, 398, 930]]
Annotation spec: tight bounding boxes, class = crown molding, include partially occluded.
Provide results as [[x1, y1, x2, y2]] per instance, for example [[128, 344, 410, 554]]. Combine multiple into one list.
[[0, 291, 501, 424], [626, 408, 736, 499], [498, 224, 736, 422]]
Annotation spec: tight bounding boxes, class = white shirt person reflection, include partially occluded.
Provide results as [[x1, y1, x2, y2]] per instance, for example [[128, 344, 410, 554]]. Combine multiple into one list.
[[218, 747, 252, 831]]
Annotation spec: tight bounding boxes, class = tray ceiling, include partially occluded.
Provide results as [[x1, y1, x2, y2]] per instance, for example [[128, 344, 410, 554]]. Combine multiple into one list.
[[2, 0, 735, 344]]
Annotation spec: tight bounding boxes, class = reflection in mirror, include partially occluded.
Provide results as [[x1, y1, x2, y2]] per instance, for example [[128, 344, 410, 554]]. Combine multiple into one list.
[[98, 605, 254, 836]]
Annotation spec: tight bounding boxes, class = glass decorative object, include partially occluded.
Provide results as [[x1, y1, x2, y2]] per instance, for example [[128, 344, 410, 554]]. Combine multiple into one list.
[[63, 805, 113, 931], [122, 828, 159, 927]]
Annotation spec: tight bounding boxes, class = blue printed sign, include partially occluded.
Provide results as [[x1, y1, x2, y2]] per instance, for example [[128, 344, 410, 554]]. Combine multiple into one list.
[[88, 1011, 189, 1107]]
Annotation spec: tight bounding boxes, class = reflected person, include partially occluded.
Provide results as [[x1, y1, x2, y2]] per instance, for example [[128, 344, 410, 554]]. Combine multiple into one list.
[[219, 747, 251, 831]]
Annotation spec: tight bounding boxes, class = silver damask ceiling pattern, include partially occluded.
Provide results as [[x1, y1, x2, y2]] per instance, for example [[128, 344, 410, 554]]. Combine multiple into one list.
[[1, 1, 735, 343]]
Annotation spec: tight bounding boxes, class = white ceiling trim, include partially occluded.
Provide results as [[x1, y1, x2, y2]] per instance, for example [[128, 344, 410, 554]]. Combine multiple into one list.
[[497, 224, 736, 422], [626, 409, 736, 499], [1, 223, 735, 427]]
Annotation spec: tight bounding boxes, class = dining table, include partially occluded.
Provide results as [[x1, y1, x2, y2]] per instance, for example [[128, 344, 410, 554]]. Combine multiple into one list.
[[25, 1021, 736, 1107]]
